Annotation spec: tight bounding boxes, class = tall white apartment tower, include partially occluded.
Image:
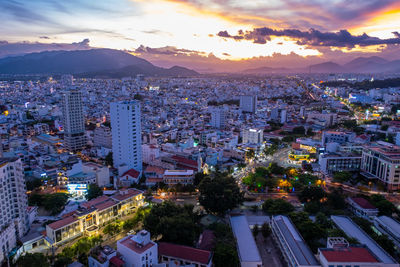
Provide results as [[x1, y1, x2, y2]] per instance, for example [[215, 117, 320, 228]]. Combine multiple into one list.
[[240, 95, 257, 113], [110, 101, 142, 171], [0, 158, 28, 263], [62, 88, 86, 151], [210, 107, 226, 129]]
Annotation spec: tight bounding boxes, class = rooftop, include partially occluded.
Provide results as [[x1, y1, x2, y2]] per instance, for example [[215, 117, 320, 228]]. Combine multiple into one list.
[[47, 215, 77, 230], [319, 247, 379, 263], [331, 216, 397, 264], [119, 236, 155, 254], [158, 242, 212, 265], [229, 215, 262, 264], [272, 215, 319, 266], [349, 197, 377, 210]]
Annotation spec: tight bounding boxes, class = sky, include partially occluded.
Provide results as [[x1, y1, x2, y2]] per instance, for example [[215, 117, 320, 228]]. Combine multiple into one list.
[[0, 0, 400, 72]]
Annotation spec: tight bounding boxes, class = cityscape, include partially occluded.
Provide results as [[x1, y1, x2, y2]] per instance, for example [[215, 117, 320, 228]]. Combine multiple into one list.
[[1, 1, 400, 267]]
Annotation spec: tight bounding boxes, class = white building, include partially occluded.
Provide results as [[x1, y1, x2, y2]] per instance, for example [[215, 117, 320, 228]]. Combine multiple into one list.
[[142, 144, 160, 164], [117, 230, 158, 267], [280, 109, 287, 124], [361, 142, 400, 191], [210, 107, 226, 129], [321, 131, 356, 146], [62, 88, 87, 151], [0, 158, 28, 263], [110, 101, 142, 173], [347, 197, 379, 220], [318, 153, 361, 174], [93, 126, 112, 149], [242, 128, 263, 145], [240, 95, 257, 113]]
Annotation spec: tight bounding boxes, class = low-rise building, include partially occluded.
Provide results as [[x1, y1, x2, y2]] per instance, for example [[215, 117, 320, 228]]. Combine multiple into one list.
[[331, 216, 398, 266], [117, 230, 158, 267], [319, 153, 361, 174], [158, 242, 213, 267], [374, 216, 400, 249], [347, 197, 379, 220], [229, 215, 262, 267], [271, 215, 320, 267], [163, 170, 194, 185], [46, 189, 144, 245]]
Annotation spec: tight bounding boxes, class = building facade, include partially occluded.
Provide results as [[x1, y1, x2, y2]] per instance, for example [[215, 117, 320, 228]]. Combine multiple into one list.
[[110, 101, 142, 172], [46, 189, 144, 245], [319, 153, 362, 174], [62, 88, 87, 151], [0, 158, 28, 263], [93, 126, 112, 149], [242, 128, 263, 145], [361, 142, 400, 191], [210, 107, 226, 129], [240, 95, 257, 113]]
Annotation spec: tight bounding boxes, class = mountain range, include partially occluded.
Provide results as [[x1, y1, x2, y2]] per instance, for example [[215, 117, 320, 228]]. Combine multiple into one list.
[[0, 49, 398, 76], [0, 49, 199, 77], [243, 56, 400, 74]]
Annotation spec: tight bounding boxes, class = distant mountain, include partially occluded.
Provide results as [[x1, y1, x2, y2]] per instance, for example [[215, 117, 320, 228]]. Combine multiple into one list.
[[0, 49, 198, 77], [308, 61, 344, 73], [242, 56, 400, 74]]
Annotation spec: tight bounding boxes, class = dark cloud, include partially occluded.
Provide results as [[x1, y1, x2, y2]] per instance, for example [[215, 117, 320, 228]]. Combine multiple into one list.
[[0, 39, 91, 58], [393, 32, 400, 38], [217, 28, 400, 48], [39, 36, 50, 39], [134, 45, 206, 56]]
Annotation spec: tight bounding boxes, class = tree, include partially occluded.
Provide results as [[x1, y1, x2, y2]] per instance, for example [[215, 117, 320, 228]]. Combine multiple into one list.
[[298, 186, 326, 203], [333, 171, 352, 183], [105, 152, 113, 167], [103, 222, 121, 236], [143, 201, 199, 245], [16, 253, 49, 267], [306, 128, 314, 136], [370, 195, 396, 216], [26, 178, 42, 191], [267, 162, 285, 175], [245, 149, 255, 160], [261, 222, 271, 238], [86, 184, 103, 200], [293, 126, 305, 135], [213, 242, 239, 267], [262, 199, 294, 215], [42, 193, 69, 215], [194, 172, 206, 186], [199, 173, 243, 215], [252, 224, 259, 237]]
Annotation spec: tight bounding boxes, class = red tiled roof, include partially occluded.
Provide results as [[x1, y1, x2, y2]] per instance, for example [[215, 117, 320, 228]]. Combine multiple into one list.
[[111, 189, 142, 201], [122, 169, 140, 178], [144, 165, 165, 174], [109, 256, 124, 267], [321, 247, 379, 263], [351, 197, 376, 210], [81, 195, 110, 209], [120, 236, 155, 254], [198, 230, 215, 251], [95, 199, 116, 211], [171, 156, 197, 167], [47, 215, 77, 230], [158, 242, 212, 265]]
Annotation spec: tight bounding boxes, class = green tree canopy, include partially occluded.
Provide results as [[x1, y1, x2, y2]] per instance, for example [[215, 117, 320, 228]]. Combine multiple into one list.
[[86, 184, 103, 200], [16, 253, 49, 267], [262, 199, 294, 215], [199, 173, 243, 215], [298, 186, 326, 203]]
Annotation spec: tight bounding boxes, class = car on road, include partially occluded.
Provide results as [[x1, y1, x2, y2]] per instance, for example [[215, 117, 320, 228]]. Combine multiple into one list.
[[128, 230, 135, 235]]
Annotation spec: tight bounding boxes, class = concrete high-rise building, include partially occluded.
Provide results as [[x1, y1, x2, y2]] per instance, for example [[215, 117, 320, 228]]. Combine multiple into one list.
[[280, 109, 287, 124], [111, 101, 142, 172], [0, 158, 28, 263], [242, 128, 263, 144], [299, 106, 305, 118], [240, 95, 257, 113], [62, 88, 86, 151], [93, 125, 112, 149], [210, 108, 226, 129]]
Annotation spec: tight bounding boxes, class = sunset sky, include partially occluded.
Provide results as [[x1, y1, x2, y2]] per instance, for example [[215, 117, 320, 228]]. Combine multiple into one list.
[[1, 0, 400, 72]]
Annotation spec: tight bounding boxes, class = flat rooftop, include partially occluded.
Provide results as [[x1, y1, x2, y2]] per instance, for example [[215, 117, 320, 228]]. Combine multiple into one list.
[[331, 216, 397, 264], [273, 215, 319, 266], [375, 216, 400, 240], [229, 215, 262, 264]]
